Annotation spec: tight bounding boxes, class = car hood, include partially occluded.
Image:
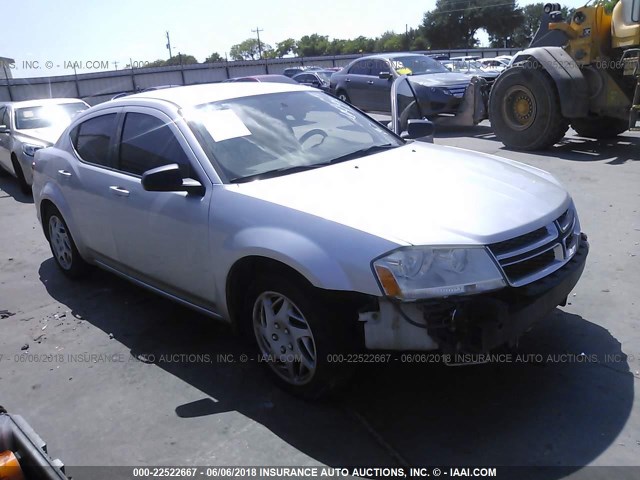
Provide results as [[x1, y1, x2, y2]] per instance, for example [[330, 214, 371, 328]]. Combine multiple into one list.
[[15, 127, 63, 145], [234, 143, 570, 246], [409, 72, 471, 86]]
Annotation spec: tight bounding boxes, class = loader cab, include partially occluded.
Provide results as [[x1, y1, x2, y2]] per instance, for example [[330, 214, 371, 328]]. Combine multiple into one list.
[[612, 0, 640, 49]]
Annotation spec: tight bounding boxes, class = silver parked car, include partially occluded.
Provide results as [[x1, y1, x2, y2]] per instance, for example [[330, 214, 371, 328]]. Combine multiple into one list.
[[0, 99, 89, 193], [32, 82, 588, 398]]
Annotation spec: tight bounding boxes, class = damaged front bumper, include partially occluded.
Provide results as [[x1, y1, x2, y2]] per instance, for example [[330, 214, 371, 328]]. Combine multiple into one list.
[[360, 235, 589, 353]]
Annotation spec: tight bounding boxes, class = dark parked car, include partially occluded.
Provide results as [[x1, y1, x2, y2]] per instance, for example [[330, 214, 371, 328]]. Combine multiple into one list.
[[329, 53, 471, 115], [282, 66, 323, 77], [223, 74, 297, 84], [292, 70, 334, 92], [442, 60, 501, 88]]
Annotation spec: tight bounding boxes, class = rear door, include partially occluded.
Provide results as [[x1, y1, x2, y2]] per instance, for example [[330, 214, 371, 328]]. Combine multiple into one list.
[[107, 108, 215, 309], [345, 60, 373, 109], [65, 109, 122, 261]]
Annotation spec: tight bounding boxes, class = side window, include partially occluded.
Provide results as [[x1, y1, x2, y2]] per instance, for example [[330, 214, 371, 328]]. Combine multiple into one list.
[[71, 114, 118, 167], [369, 60, 391, 77], [119, 112, 192, 177], [349, 60, 371, 76], [298, 74, 314, 83]]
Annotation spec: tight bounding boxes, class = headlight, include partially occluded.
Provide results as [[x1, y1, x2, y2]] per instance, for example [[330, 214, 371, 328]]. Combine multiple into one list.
[[22, 144, 45, 157], [373, 246, 506, 300]]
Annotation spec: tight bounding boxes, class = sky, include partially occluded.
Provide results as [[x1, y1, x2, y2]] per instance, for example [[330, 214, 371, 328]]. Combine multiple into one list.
[[3, 0, 589, 78]]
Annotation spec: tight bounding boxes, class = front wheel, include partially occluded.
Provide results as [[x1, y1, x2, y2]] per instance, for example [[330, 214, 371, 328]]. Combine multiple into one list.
[[571, 117, 628, 139], [244, 274, 357, 399], [44, 206, 91, 279], [489, 66, 569, 151]]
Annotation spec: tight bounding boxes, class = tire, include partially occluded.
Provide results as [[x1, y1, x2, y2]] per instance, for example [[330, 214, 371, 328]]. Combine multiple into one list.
[[335, 89, 350, 103], [44, 205, 91, 279], [11, 155, 31, 195], [571, 117, 628, 139], [489, 66, 569, 151], [243, 274, 358, 399]]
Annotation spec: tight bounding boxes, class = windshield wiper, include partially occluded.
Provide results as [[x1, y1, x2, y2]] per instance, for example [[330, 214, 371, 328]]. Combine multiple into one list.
[[230, 164, 326, 183], [326, 143, 399, 165], [229, 144, 399, 184]]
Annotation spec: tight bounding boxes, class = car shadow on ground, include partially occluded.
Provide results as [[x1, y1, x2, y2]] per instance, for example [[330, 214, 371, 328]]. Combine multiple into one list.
[[433, 124, 640, 165], [0, 176, 33, 204], [527, 134, 640, 165], [38, 259, 634, 478]]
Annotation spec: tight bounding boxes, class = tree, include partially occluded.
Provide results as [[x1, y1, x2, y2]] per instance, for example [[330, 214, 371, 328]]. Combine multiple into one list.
[[342, 36, 375, 54], [420, 0, 487, 49], [275, 38, 297, 57], [204, 52, 224, 63], [375, 31, 404, 52], [229, 38, 272, 60], [164, 54, 198, 66], [484, 1, 524, 48], [297, 34, 330, 57]]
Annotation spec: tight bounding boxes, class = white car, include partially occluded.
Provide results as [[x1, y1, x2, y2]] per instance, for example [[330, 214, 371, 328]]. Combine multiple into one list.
[[0, 99, 89, 193], [32, 82, 588, 398]]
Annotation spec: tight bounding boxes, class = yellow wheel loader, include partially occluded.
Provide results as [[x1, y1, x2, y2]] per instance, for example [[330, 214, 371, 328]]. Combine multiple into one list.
[[489, 1, 640, 150]]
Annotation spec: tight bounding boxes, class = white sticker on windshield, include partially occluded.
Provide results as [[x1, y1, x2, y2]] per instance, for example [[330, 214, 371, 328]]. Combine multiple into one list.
[[202, 109, 251, 142], [22, 111, 34, 118]]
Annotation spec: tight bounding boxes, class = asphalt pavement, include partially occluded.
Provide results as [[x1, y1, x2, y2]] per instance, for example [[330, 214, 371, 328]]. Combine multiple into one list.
[[0, 124, 638, 479]]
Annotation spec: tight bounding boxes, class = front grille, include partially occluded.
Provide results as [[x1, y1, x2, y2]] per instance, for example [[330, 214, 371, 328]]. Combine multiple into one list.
[[447, 84, 468, 98], [488, 209, 579, 287]]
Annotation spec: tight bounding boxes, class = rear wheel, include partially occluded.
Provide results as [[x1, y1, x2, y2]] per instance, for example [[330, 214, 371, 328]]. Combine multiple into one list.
[[571, 117, 628, 139], [489, 66, 569, 151], [44, 205, 90, 279], [11, 155, 31, 195], [243, 274, 357, 399]]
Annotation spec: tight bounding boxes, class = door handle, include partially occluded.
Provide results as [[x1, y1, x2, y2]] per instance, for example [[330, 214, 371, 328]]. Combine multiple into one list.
[[345, 78, 351, 83], [109, 186, 130, 197], [367, 80, 374, 85], [57, 170, 72, 178]]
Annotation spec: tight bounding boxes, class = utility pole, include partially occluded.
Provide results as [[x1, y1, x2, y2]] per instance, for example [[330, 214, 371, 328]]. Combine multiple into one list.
[[166, 31, 173, 59], [252, 26, 264, 60]]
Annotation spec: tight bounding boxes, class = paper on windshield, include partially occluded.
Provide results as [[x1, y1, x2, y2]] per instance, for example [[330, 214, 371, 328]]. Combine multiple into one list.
[[202, 109, 251, 142]]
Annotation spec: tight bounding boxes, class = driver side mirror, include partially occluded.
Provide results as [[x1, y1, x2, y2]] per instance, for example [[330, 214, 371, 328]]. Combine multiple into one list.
[[142, 164, 205, 196], [0, 125, 9, 133], [402, 119, 435, 140], [379, 71, 392, 80]]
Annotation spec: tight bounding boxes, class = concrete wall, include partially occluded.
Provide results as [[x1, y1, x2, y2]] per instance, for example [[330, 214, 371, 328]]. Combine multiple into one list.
[[0, 49, 519, 105]]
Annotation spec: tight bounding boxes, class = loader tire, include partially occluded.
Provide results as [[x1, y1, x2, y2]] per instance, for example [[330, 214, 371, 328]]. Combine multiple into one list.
[[489, 66, 569, 151], [571, 117, 628, 139]]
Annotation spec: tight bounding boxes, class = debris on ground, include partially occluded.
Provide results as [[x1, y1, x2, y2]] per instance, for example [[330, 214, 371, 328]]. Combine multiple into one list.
[[108, 333, 114, 339], [21, 344, 29, 351], [0, 310, 15, 319]]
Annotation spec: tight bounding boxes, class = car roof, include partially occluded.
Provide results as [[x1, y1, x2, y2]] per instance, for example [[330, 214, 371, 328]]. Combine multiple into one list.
[[2, 98, 87, 108], [354, 52, 425, 61], [108, 82, 315, 109]]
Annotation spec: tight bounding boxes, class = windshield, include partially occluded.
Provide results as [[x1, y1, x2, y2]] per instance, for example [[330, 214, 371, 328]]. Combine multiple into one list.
[[316, 72, 332, 83], [390, 56, 449, 76], [15, 102, 88, 130], [187, 91, 403, 183]]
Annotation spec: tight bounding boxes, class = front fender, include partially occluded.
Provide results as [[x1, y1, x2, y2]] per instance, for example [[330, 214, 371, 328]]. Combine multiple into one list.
[[222, 227, 358, 292], [510, 47, 589, 118]]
